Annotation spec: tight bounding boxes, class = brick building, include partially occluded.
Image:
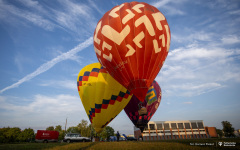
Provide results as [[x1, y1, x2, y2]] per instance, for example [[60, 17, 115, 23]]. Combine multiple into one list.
[[205, 127, 218, 137], [134, 120, 210, 140]]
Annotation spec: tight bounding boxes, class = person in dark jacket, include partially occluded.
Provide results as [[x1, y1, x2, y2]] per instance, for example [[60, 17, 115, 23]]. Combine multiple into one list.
[[117, 131, 120, 142]]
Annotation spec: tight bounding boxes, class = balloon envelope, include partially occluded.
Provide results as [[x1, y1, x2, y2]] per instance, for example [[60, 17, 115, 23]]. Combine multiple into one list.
[[93, 2, 170, 102], [77, 63, 132, 133], [124, 80, 161, 132]]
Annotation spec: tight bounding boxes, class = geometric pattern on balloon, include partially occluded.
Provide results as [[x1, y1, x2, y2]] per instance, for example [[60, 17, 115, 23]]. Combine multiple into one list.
[[94, 4, 170, 59], [93, 2, 170, 102], [77, 63, 133, 133], [124, 80, 161, 132]]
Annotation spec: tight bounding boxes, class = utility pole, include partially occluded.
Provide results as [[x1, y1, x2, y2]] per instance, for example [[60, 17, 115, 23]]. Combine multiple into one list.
[[65, 117, 68, 133]]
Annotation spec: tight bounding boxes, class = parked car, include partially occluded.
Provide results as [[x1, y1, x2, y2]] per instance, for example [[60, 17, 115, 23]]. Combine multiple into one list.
[[63, 133, 90, 143], [126, 137, 137, 141], [35, 130, 59, 143]]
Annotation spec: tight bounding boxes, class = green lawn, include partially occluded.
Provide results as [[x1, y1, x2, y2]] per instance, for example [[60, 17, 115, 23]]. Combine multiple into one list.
[[0, 143, 67, 150], [0, 138, 239, 150]]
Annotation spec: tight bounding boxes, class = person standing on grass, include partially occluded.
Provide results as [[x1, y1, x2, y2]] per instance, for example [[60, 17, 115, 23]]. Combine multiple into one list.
[[117, 131, 120, 142], [138, 135, 143, 141]]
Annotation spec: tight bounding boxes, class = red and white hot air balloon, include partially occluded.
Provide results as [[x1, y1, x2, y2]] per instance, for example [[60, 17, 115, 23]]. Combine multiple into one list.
[[93, 1, 170, 102]]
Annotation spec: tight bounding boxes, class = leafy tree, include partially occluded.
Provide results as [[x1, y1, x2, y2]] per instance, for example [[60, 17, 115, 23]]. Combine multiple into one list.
[[46, 126, 54, 131], [0, 127, 11, 143], [216, 128, 223, 138], [54, 125, 64, 140], [222, 121, 235, 137], [89, 124, 96, 138], [67, 126, 79, 133], [58, 130, 66, 140], [0, 127, 35, 143], [55, 125, 62, 132], [18, 128, 34, 142], [63, 120, 114, 141], [77, 119, 89, 136], [5, 127, 21, 142], [99, 126, 114, 141]]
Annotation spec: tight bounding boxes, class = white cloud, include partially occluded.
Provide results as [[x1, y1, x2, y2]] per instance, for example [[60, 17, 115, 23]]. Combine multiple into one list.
[[14, 54, 24, 73], [40, 80, 76, 90], [172, 31, 214, 44], [51, 0, 97, 37], [151, 0, 172, 8], [88, 0, 105, 15], [151, 0, 186, 15], [0, 0, 55, 31], [157, 41, 240, 97], [0, 94, 85, 129], [168, 46, 231, 61], [14, 53, 33, 73], [170, 82, 221, 91], [0, 0, 97, 37], [229, 9, 240, 15], [183, 102, 192, 104], [0, 37, 93, 94], [0, 94, 82, 113], [17, 0, 41, 9], [221, 35, 240, 45], [162, 5, 185, 15], [169, 82, 223, 97]]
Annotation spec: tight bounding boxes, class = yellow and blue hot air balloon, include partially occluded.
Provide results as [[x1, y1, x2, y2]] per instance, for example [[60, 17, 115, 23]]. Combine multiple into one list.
[[77, 63, 132, 133]]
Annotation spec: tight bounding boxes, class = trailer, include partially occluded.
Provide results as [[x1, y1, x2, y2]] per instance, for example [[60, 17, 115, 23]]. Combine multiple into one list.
[[35, 130, 59, 143]]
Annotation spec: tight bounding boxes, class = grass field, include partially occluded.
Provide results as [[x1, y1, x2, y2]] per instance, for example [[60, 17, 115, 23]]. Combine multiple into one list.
[[0, 138, 239, 150]]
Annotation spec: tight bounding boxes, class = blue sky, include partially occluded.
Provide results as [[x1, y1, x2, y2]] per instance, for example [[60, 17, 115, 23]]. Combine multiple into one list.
[[0, 0, 240, 135]]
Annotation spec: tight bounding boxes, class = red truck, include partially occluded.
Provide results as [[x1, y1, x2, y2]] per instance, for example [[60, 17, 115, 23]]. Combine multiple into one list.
[[35, 130, 59, 143]]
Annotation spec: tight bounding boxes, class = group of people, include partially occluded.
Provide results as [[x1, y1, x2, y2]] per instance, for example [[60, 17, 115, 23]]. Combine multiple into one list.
[[91, 131, 121, 142], [92, 131, 142, 142]]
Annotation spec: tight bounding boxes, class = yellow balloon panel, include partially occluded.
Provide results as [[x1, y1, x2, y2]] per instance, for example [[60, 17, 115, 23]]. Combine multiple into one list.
[[77, 63, 132, 133]]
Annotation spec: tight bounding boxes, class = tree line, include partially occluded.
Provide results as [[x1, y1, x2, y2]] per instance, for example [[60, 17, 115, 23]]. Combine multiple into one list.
[[216, 121, 236, 138], [0, 119, 115, 143], [0, 127, 34, 143], [0, 120, 237, 143]]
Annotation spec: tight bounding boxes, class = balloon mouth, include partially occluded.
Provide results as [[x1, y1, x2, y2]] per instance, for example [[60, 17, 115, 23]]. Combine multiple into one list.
[[131, 88, 149, 102], [136, 124, 148, 133], [127, 79, 151, 102], [95, 127, 103, 134]]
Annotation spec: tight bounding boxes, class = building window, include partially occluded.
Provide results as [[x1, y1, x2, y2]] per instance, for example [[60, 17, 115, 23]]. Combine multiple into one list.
[[164, 123, 170, 130], [149, 124, 155, 130], [156, 123, 163, 130], [150, 131, 155, 133], [184, 123, 190, 129], [197, 122, 204, 129], [178, 123, 184, 129], [171, 123, 177, 129], [191, 122, 197, 129]]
